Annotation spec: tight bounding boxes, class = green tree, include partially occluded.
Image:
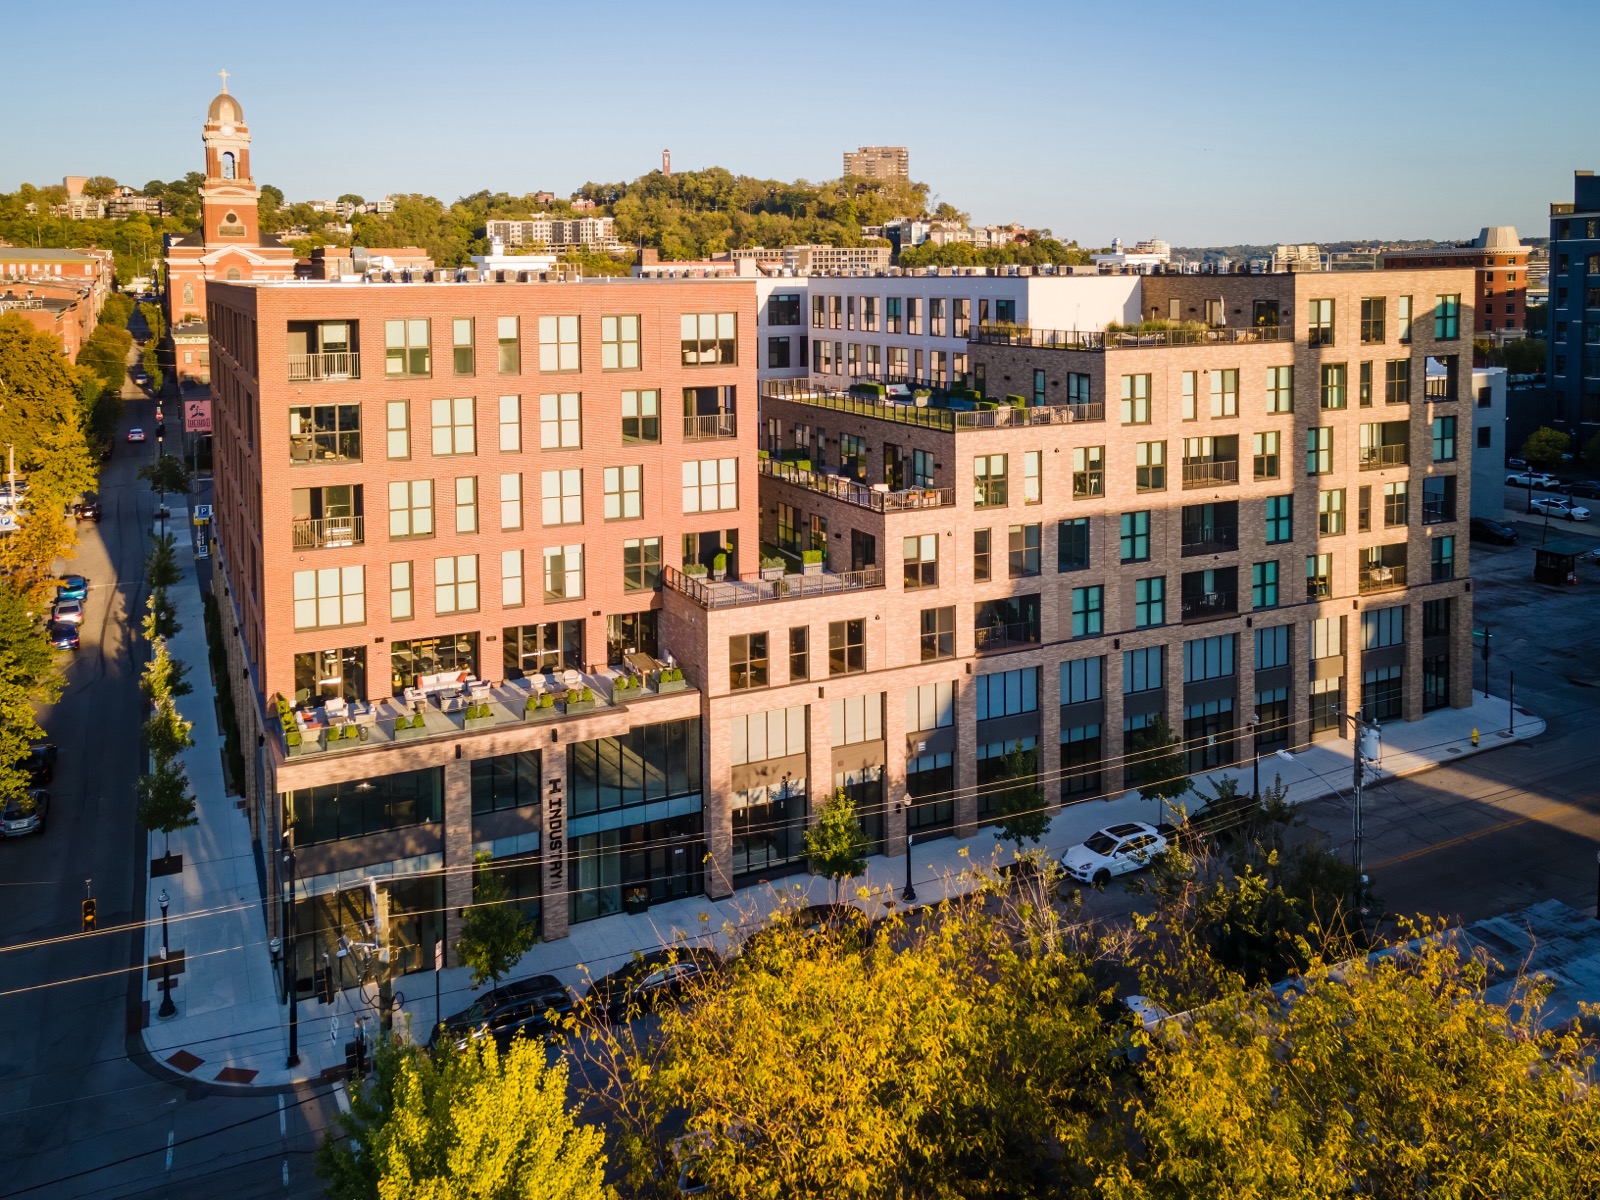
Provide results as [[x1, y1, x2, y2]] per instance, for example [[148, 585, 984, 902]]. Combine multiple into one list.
[[75, 322, 133, 394], [143, 587, 179, 642], [138, 455, 191, 532], [138, 627, 190, 700], [100, 293, 134, 329], [455, 852, 537, 990], [1521, 425, 1571, 470], [991, 738, 1050, 850], [141, 341, 162, 393], [138, 301, 164, 344], [337, 193, 365, 207], [1500, 337, 1547, 375], [1524, 301, 1548, 338], [1583, 432, 1600, 474], [142, 639, 194, 764], [1129, 714, 1190, 819], [136, 756, 196, 857], [316, 1035, 607, 1200], [82, 176, 118, 199], [145, 532, 180, 588], [1101, 934, 1600, 1199], [803, 786, 868, 902], [0, 582, 62, 807]]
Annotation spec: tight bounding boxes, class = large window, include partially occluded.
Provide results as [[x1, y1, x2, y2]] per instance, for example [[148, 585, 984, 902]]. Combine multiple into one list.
[[500, 473, 522, 530], [622, 390, 659, 443], [828, 619, 865, 676], [1256, 624, 1290, 670], [497, 316, 521, 374], [830, 694, 883, 746], [1071, 585, 1103, 637], [501, 548, 524, 607], [1124, 646, 1163, 693], [391, 633, 477, 692], [973, 454, 1007, 507], [543, 545, 584, 601], [1266, 364, 1293, 413], [1431, 536, 1456, 582], [1060, 656, 1103, 704], [1072, 446, 1104, 498], [285, 767, 442, 847], [976, 667, 1038, 719], [498, 395, 521, 451], [569, 719, 702, 816], [503, 621, 583, 677], [1432, 416, 1457, 462], [542, 468, 583, 526], [790, 627, 809, 679], [538, 314, 579, 371], [601, 315, 640, 370], [604, 465, 643, 521], [384, 318, 430, 377], [430, 397, 475, 455], [1362, 665, 1403, 721], [293, 566, 364, 630], [293, 646, 367, 705], [1385, 358, 1411, 404], [1265, 494, 1293, 544], [1058, 518, 1090, 571], [1134, 577, 1165, 628], [1360, 297, 1386, 344], [903, 534, 939, 589], [433, 554, 478, 614], [471, 751, 542, 815], [389, 562, 412, 620], [1121, 373, 1151, 424], [1251, 560, 1279, 609], [1319, 363, 1347, 410], [386, 400, 409, 460], [1306, 426, 1333, 474], [623, 537, 661, 593], [1120, 511, 1151, 563], [920, 606, 954, 661], [1307, 298, 1334, 346], [729, 633, 768, 691], [682, 458, 738, 513], [539, 392, 581, 449], [1319, 488, 1346, 535], [681, 312, 737, 366], [289, 404, 361, 463], [453, 317, 475, 375], [1210, 368, 1238, 418], [1137, 441, 1167, 492], [767, 293, 801, 326], [1361, 605, 1405, 650], [1183, 634, 1236, 682], [1434, 294, 1460, 340], [1008, 524, 1041, 577], [1253, 430, 1280, 480], [906, 681, 956, 733]]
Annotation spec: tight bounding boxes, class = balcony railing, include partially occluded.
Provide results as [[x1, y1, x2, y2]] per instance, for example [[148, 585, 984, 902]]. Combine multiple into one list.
[[1180, 525, 1238, 556], [661, 564, 884, 609], [973, 323, 1289, 351], [1359, 563, 1408, 594], [759, 460, 954, 511], [289, 433, 361, 464], [974, 620, 1041, 653], [1424, 378, 1457, 401], [1180, 591, 1238, 622], [759, 381, 1105, 430], [1359, 444, 1409, 470], [288, 351, 360, 382], [683, 411, 737, 441], [1181, 460, 1239, 489], [1421, 501, 1450, 525], [292, 515, 364, 550]]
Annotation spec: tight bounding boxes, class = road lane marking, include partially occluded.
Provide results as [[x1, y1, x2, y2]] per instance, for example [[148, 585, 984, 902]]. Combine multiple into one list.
[[278, 1094, 286, 1138], [1371, 802, 1576, 870], [165, 1129, 174, 1171], [283, 1159, 290, 1188], [333, 1081, 350, 1115]]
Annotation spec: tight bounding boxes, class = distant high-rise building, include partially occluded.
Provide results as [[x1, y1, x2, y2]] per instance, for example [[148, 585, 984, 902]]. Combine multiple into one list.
[[1547, 170, 1600, 439], [843, 145, 909, 182], [1380, 226, 1528, 337]]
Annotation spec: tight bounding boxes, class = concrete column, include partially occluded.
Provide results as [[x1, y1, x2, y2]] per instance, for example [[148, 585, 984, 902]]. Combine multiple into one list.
[[1451, 584, 1474, 709], [1403, 598, 1426, 723], [884, 680, 909, 857], [1103, 646, 1126, 796], [704, 707, 734, 900], [539, 742, 571, 941], [1290, 617, 1313, 751], [954, 665, 979, 835], [1037, 653, 1062, 811], [442, 759, 474, 961], [1237, 621, 1257, 764]]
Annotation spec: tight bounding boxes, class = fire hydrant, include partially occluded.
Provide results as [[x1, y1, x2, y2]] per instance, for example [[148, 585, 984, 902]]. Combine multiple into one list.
[[1471, 727, 1480, 747]]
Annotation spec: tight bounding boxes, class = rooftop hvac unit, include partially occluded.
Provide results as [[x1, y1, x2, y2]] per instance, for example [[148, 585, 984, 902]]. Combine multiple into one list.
[[517, 270, 532, 283]]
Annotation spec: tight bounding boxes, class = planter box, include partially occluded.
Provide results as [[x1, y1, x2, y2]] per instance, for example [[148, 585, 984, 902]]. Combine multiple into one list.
[[325, 730, 366, 751], [655, 677, 687, 695], [760, 566, 785, 581], [286, 734, 323, 757], [564, 698, 596, 715], [464, 713, 496, 732], [522, 702, 558, 722], [622, 889, 650, 915], [393, 722, 429, 742], [801, 561, 823, 575], [611, 684, 641, 702]]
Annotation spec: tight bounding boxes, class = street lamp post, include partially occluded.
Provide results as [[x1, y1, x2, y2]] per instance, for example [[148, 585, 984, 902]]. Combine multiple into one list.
[[157, 888, 176, 1018], [899, 797, 917, 904], [269, 936, 283, 1005], [282, 841, 300, 1069], [1246, 712, 1262, 803]]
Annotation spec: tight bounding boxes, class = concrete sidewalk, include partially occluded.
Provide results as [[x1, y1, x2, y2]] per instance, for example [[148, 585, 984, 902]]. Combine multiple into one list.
[[138, 528, 1546, 1088]]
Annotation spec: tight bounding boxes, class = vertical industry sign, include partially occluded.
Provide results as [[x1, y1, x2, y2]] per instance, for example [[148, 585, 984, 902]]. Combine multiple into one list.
[[184, 400, 213, 435]]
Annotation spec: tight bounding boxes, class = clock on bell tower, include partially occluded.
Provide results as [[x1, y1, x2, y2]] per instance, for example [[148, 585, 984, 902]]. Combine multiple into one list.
[[200, 71, 261, 247]]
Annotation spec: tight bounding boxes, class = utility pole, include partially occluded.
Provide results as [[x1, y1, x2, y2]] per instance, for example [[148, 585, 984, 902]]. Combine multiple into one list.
[[282, 839, 299, 1069], [1344, 710, 1380, 909]]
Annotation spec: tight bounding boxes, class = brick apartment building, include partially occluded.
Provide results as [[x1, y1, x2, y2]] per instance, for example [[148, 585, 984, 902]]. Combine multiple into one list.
[[1380, 226, 1528, 337], [208, 260, 1475, 998], [842, 145, 909, 181]]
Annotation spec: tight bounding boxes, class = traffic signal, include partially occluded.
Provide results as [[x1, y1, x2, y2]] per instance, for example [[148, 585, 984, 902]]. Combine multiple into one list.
[[81, 898, 96, 931]]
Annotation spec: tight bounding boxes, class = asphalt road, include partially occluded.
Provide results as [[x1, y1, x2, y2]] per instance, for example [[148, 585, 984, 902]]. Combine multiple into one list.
[[0, 375, 339, 1199]]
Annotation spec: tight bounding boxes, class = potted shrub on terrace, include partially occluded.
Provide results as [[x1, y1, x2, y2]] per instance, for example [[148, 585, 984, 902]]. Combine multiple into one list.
[[760, 555, 787, 582], [394, 712, 428, 741], [655, 667, 687, 694], [711, 552, 728, 581], [464, 702, 496, 731], [801, 548, 824, 576]]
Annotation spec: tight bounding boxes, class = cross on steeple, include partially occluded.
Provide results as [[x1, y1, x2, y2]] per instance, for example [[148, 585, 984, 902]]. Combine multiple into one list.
[[218, 69, 229, 93]]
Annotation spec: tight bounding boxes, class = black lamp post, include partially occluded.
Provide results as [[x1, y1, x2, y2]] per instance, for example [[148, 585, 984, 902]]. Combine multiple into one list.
[[900, 797, 917, 904], [282, 842, 300, 1068], [1246, 712, 1262, 803], [269, 936, 283, 1004], [157, 888, 176, 1018]]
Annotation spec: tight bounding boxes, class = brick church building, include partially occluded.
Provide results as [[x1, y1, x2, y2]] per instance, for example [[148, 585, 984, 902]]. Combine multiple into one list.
[[163, 76, 295, 326]]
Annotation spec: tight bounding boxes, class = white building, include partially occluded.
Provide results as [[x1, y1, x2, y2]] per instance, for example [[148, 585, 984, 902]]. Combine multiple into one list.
[[1091, 238, 1172, 271], [485, 216, 622, 253], [1470, 366, 1507, 518]]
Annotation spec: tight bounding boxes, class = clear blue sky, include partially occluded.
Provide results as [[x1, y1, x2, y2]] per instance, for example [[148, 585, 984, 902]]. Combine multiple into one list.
[[2, 0, 1595, 246]]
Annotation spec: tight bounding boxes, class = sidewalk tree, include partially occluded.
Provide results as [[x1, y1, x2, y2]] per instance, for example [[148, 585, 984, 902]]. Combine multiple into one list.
[[1130, 714, 1190, 818], [991, 738, 1050, 851], [804, 786, 869, 902], [142, 639, 194, 761], [75, 322, 133, 394], [455, 852, 537, 990], [1519, 425, 1570, 471], [101, 293, 134, 329], [1102, 935, 1600, 1199], [316, 1035, 607, 1200], [138, 301, 164, 344], [0, 582, 62, 806], [145, 532, 180, 588], [142, 587, 180, 642], [138, 453, 191, 502], [136, 756, 197, 858]]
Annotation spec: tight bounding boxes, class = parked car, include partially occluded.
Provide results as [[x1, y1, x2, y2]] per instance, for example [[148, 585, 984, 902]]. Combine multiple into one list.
[[0, 481, 29, 509], [430, 974, 575, 1052], [1564, 480, 1600, 500], [0, 789, 50, 837], [1060, 822, 1170, 886], [46, 621, 80, 651], [126, 427, 146, 443], [72, 500, 101, 522], [50, 598, 84, 625], [1530, 497, 1591, 522], [131, 370, 148, 386], [22, 743, 56, 786], [584, 947, 722, 1022], [55, 574, 88, 602], [1469, 516, 1519, 545], [1586, 546, 1600, 564], [1507, 471, 1559, 488], [1507, 457, 1528, 470]]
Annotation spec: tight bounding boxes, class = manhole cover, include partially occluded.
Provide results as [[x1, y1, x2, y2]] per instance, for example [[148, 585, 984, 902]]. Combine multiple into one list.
[[1446, 747, 1462, 755]]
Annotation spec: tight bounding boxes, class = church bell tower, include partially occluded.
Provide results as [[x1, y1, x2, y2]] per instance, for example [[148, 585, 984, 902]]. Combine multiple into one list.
[[200, 71, 261, 247]]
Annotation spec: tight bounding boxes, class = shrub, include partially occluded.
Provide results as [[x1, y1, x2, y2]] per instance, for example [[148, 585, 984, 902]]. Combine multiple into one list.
[[757, 448, 769, 459], [802, 549, 823, 565], [524, 694, 538, 712], [286, 730, 302, 747], [580, 686, 593, 702], [761, 555, 786, 570], [849, 381, 886, 398], [539, 692, 554, 709], [713, 553, 727, 571], [341, 723, 359, 740], [684, 562, 709, 577]]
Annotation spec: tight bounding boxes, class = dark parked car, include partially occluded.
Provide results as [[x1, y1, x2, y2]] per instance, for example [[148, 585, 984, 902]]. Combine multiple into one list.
[[72, 500, 101, 522], [1564, 480, 1600, 501], [1470, 516, 1520, 545], [0, 789, 50, 837], [431, 974, 574, 1052], [23, 743, 56, 786], [46, 621, 80, 651], [584, 947, 722, 1022]]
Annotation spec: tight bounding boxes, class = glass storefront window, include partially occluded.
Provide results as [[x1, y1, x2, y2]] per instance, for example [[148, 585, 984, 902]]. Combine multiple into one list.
[[732, 778, 808, 879], [390, 633, 478, 694], [293, 646, 366, 704], [569, 814, 703, 924], [283, 767, 443, 846], [503, 621, 583, 679], [906, 753, 954, 834], [569, 719, 701, 816]]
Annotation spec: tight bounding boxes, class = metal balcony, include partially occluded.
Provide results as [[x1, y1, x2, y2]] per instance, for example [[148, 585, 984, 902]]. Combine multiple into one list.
[[292, 515, 364, 550], [683, 412, 737, 441], [1181, 460, 1239, 489], [288, 352, 360, 382]]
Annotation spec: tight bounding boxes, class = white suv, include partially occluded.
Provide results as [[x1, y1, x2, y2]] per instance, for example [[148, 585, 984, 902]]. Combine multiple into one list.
[[1060, 821, 1170, 886]]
